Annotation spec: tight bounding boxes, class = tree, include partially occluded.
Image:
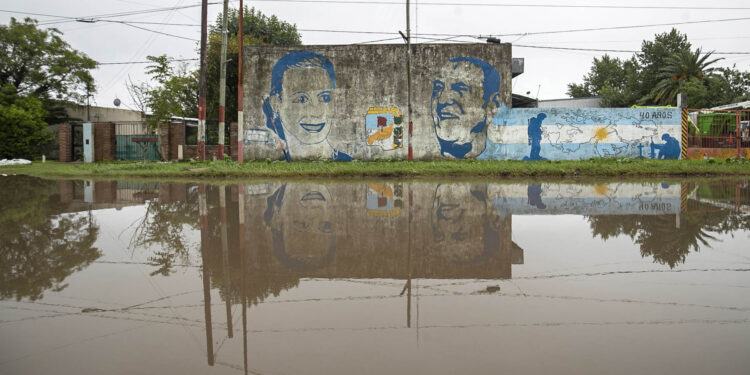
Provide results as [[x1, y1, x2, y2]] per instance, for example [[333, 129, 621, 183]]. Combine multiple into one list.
[[0, 18, 97, 123], [650, 48, 722, 105], [205, 7, 301, 126], [567, 28, 749, 108], [0, 83, 51, 159], [127, 55, 198, 159]]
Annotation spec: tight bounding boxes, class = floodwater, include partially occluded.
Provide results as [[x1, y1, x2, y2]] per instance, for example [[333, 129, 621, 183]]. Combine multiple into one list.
[[1, 176, 749, 375]]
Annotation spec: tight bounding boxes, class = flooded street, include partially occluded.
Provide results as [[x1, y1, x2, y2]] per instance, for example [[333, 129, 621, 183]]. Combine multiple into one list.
[[1, 176, 749, 374]]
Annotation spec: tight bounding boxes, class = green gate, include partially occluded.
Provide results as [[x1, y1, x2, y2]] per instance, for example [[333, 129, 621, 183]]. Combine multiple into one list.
[[115, 122, 160, 160]]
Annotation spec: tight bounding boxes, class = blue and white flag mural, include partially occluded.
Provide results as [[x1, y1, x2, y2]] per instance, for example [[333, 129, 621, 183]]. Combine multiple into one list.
[[479, 107, 683, 160]]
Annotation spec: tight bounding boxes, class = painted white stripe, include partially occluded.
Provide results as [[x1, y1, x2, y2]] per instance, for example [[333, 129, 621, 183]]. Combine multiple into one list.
[[488, 124, 681, 144]]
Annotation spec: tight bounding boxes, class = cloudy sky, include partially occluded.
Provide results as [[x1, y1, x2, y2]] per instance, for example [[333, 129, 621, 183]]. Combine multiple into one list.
[[2, 0, 749, 111]]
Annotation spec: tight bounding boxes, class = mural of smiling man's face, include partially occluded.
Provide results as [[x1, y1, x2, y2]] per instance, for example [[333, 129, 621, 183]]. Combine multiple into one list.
[[431, 57, 501, 159], [273, 66, 334, 145]]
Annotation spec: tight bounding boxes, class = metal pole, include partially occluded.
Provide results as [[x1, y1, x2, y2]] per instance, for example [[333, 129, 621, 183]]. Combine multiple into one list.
[[218, 0, 229, 160], [237, 0, 244, 163], [198, 0, 208, 161], [406, 0, 413, 161]]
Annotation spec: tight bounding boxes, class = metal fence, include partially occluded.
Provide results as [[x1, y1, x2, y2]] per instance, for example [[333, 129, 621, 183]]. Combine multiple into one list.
[[114, 121, 160, 160], [686, 109, 750, 149]]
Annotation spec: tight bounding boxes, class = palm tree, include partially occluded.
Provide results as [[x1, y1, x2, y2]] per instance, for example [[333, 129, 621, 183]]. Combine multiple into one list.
[[649, 48, 723, 105]]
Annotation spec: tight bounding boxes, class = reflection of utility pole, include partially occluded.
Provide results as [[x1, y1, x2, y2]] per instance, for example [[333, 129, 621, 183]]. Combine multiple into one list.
[[220, 186, 233, 338], [407, 184, 412, 328], [238, 183, 248, 375], [218, 0, 229, 160], [197, 0, 208, 160], [199, 184, 214, 365], [236, 0, 244, 163]]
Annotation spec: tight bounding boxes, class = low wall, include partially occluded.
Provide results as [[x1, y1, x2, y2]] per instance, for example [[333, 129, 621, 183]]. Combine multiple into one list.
[[685, 147, 750, 159]]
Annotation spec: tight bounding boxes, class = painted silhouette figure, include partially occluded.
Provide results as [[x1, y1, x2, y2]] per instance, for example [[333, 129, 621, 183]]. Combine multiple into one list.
[[262, 51, 352, 161], [523, 113, 547, 161], [650, 133, 680, 159]]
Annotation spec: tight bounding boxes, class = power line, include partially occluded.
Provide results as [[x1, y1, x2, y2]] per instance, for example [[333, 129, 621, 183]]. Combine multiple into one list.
[[99, 58, 199, 65], [495, 16, 750, 37], [97, 20, 199, 41]]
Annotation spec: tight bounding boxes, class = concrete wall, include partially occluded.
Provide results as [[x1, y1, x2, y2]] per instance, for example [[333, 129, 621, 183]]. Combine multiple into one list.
[[240, 45, 682, 161], [66, 104, 143, 122], [241, 44, 513, 161]]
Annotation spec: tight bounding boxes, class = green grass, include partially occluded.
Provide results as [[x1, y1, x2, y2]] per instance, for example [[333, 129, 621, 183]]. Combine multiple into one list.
[[2, 158, 749, 180]]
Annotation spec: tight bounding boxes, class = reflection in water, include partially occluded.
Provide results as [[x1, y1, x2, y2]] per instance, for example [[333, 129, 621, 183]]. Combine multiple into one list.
[[0, 177, 100, 301], [1, 177, 749, 374]]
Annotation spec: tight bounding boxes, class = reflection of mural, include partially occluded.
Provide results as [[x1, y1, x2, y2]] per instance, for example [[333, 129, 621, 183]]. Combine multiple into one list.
[[263, 184, 337, 271], [431, 183, 501, 264], [366, 107, 403, 150], [490, 182, 681, 215], [482, 107, 683, 160], [431, 57, 501, 159], [261, 51, 352, 161], [366, 183, 403, 217]]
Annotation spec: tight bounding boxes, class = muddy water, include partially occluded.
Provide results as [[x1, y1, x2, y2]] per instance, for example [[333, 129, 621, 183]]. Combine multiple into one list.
[[1, 176, 749, 374]]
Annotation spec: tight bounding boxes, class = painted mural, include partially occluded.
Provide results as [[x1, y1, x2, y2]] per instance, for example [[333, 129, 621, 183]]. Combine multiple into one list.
[[480, 107, 683, 160], [243, 46, 682, 161], [365, 107, 403, 150], [261, 51, 351, 161], [431, 57, 501, 159]]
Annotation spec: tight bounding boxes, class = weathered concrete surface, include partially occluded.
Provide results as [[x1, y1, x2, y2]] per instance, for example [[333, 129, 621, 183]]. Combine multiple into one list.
[[241, 44, 513, 161]]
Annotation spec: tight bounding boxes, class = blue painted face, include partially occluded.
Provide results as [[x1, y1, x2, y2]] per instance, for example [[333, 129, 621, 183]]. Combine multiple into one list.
[[274, 67, 334, 145], [431, 58, 501, 159]]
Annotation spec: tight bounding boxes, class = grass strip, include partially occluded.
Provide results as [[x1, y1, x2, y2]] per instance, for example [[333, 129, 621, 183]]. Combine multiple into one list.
[[2, 158, 749, 180]]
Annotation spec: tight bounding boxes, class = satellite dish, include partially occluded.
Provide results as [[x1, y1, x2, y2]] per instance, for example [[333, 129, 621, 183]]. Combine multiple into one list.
[[113, 98, 121, 107]]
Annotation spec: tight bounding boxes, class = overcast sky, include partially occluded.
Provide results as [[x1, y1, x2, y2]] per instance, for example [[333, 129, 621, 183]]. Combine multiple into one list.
[[2, 0, 749, 111]]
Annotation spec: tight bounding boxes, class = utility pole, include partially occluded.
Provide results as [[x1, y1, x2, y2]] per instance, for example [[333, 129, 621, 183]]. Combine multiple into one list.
[[198, 0, 208, 161], [218, 0, 229, 160], [406, 0, 413, 161], [237, 0, 244, 163]]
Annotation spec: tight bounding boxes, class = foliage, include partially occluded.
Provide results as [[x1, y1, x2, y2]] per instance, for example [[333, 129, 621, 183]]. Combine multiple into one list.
[[568, 28, 747, 108], [0, 17, 97, 123], [0, 83, 51, 159], [205, 6, 301, 125], [143, 55, 198, 131], [650, 48, 722, 105]]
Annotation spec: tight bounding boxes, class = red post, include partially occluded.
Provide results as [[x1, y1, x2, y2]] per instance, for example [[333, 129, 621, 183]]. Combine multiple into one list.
[[407, 121, 413, 161], [197, 0, 208, 161]]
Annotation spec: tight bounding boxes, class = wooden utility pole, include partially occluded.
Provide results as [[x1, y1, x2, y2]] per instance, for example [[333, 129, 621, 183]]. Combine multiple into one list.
[[198, 0, 208, 160], [218, 0, 229, 159], [237, 0, 244, 162], [406, 0, 413, 161]]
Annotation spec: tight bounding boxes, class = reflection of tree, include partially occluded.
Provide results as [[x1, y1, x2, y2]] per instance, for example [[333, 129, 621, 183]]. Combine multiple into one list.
[[130, 186, 199, 276], [0, 176, 100, 300], [587, 204, 750, 268]]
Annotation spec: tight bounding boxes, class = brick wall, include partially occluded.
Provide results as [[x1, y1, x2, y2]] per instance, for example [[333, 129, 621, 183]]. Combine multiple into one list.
[[58, 123, 72, 162], [159, 125, 170, 160], [183, 145, 226, 160], [169, 122, 185, 160], [93, 122, 116, 161]]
